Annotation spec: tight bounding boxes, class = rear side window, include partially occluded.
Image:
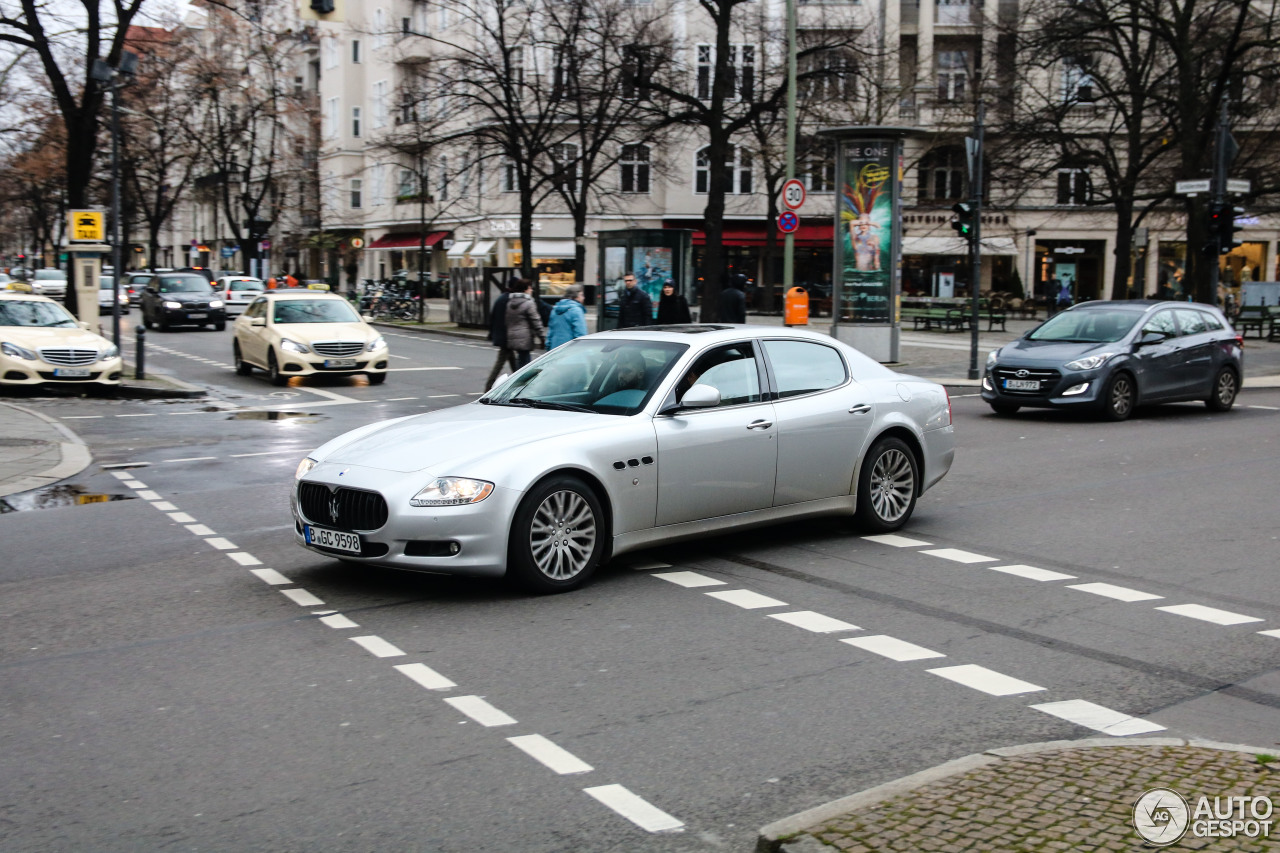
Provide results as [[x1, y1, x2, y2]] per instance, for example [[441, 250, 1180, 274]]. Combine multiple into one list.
[[1142, 310, 1178, 337], [762, 340, 848, 398], [1173, 308, 1208, 335]]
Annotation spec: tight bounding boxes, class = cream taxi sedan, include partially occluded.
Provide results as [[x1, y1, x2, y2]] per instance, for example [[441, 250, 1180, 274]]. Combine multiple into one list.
[[0, 292, 123, 389], [233, 290, 389, 386]]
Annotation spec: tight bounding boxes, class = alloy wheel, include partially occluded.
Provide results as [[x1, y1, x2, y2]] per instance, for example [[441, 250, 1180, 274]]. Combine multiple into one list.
[[869, 448, 915, 524], [528, 489, 597, 581], [1215, 370, 1237, 408], [1109, 375, 1134, 419]]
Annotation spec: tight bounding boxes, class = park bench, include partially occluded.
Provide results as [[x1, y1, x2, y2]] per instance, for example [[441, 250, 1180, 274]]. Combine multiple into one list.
[[1235, 305, 1272, 340], [902, 306, 967, 331]]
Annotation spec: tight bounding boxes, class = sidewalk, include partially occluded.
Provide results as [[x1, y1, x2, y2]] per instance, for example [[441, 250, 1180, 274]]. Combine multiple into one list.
[[0, 401, 92, 498]]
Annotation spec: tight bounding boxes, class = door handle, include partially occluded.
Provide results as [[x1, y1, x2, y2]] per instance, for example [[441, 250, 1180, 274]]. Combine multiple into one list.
[[848, 404, 872, 414], [746, 419, 773, 430]]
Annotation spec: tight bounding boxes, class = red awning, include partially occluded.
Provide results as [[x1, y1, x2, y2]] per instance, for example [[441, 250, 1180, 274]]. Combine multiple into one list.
[[367, 231, 449, 250], [672, 222, 833, 248]]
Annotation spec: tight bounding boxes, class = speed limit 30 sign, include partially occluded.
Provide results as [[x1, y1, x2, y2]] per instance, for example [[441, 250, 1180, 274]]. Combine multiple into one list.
[[781, 179, 806, 211]]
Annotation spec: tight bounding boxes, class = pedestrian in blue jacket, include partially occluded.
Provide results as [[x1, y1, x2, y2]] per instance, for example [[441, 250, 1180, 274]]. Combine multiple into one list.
[[546, 284, 588, 349]]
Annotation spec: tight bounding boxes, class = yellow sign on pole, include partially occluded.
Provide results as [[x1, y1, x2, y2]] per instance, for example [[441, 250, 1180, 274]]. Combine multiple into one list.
[[69, 210, 105, 242]]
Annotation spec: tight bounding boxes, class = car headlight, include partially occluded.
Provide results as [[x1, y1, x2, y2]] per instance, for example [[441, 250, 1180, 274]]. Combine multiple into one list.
[[1, 341, 36, 360], [163, 300, 182, 310], [366, 335, 386, 352], [1064, 353, 1117, 371], [100, 344, 119, 360], [209, 299, 224, 308], [280, 338, 310, 354], [985, 349, 1000, 368], [295, 457, 318, 480], [410, 477, 494, 507]]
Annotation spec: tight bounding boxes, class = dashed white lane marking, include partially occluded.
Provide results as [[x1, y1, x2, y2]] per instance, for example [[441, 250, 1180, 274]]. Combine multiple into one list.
[[389, 354, 411, 359], [387, 366, 465, 372], [316, 612, 360, 630], [841, 635, 946, 662], [653, 571, 725, 588], [250, 568, 292, 585], [231, 449, 306, 458], [862, 534, 932, 547], [584, 784, 684, 833], [350, 635, 406, 658], [116, 413, 155, 417], [204, 537, 236, 550], [768, 611, 861, 633], [152, 501, 178, 511], [228, 552, 262, 566], [167, 456, 217, 463], [121, 480, 145, 489], [927, 664, 1046, 696], [394, 662, 456, 690], [1068, 582, 1163, 603], [167, 512, 195, 523], [281, 588, 325, 607], [988, 564, 1077, 582], [1030, 700, 1166, 736], [627, 558, 672, 570], [428, 393, 461, 398], [1155, 604, 1264, 626], [385, 396, 417, 400], [706, 589, 788, 609], [109, 470, 136, 480], [62, 415, 103, 419], [1258, 629, 1280, 639], [135, 490, 161, 501], [186, 524, 215, 536], [1248, 405, 1279, 410], [444, 695, 517, 727], [921, 548, 997, 564], [507, 735, 594, 775]]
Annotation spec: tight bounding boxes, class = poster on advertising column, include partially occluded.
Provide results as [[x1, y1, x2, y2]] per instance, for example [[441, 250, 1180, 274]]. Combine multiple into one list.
[[837, 140, 896, 323]]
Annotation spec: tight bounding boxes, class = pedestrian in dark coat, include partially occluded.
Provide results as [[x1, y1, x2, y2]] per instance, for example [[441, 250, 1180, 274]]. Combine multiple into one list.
[[617, 272, 653, 328], [504, 278, 545, 368], [718, 273, 747, 323], [656, 279, 692, 324], [484, 289, 515, 391]]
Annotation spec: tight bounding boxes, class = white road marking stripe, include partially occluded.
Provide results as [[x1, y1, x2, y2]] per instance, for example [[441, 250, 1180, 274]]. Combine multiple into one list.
[[228, 552, 262, 566], [1258, 629, 1280, 639], [989, 564, 1077, 582], [862, 534, 932, 547], [186, 524, 215, 536], [317, 612, 360, 630], [1068, 582, 1163, 602], [350, 635, 406, 658], [166, 456, 216, 463], [1248, 405, 1279, 410], [109, 470, 134, 480], [281, 588, 324, 606], [116, 413, 156, 417], [444, 695, 516, 726], [394, 662, 456, 690], [386, 366, 464, 372], [1155, 604, 1263, 626], [389, 354, 411, 359], [584, 785, 684, 833], [427, 393, 461, 398], [927, 664, 1046, 696], [230, 449, 306, 458], [250, 568, 292, 585], [167, 411, 207, 415], [705, 589, 787, 609], [204, 537, 236, 550], [508, 735, 593, 775], [300, 386, 359, 403], [653, 571, 725, 588], [841, 635, 946, 662], [921, 548, 997, 564], [62, 415, 103, 419], [768, 611, 861, 633], [167, 512, 195, 523], [135, 490, 161, 501], [627, 558, 672, 570], [152, 502, 177, 511], [121, 480, 145, 489], [1030, 699, 1166, 736], [385, 396, 417, 400]]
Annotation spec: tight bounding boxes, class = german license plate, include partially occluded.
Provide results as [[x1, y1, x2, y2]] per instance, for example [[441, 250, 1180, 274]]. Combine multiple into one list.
[[325, 358, 357, 368], [1004, 379, 1039, 391], [188, 312, 207, 319], [304, 524, 361, 554], [53, 368, 91, 377]]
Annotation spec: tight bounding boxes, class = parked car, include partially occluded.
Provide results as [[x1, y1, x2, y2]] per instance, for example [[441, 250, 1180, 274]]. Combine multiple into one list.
[[0, 292, 123, 389], [0, 273, 11, 288], [233, 290, 389, 386], [215, 276, 265, 316], [292, 325, 956, 592], [123, 272, 155, 305], [139, 272, 226, 331], [97, 276, 130, 315], [981, 300, 1243, 421], [30, 268, 68, 300]]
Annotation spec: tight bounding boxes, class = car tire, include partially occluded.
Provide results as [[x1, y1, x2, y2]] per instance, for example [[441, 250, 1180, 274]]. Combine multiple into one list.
[[268, 350, 287, 386], [158, 316, 170, 333], [507, 475, 605, 594], [1100, 372, 1136, 421], [989, 401, 1020, 416], [367, 372, 386, 385], [854, 436, 918, 533], [214, 320, 226, 332], [233, 342, 253, 376], [1205, 367, 1238, 412]]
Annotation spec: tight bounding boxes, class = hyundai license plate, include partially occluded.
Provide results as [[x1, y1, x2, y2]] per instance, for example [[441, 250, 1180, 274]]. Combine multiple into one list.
[[325, 358, 357, 368], [304, 524, 361, 554], [1004, 379, 1039, 391], [53, 368, 91, 377], [188, 312, 207, 319]]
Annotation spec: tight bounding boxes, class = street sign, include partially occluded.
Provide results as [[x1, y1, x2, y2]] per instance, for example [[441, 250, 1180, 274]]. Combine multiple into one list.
[[350, 237, 365, 249], [1227, 178, 1251, 195], [781, 179, 806, 211], [1175, 179, 1211, 195], [260, 239, 272, 250], [777, 211, 799, 233], [220, 246, 237, 258], [68, 210, 104, 243]]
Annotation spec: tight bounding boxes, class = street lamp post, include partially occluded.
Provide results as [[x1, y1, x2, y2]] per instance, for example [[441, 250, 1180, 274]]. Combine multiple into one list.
[[91, 52, 139, 350]]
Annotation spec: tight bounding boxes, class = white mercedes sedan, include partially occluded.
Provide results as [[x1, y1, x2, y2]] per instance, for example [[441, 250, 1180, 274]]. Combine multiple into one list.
[[293, 325, 955, 593]]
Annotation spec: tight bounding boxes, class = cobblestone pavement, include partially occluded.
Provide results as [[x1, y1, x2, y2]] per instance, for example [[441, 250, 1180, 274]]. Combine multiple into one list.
[[762, 740, 1280, 852]]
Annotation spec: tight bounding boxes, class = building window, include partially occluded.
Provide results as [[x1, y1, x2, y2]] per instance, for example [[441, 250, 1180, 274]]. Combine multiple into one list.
[[1061, 57, 1095, 103], [399, 89, 416, 124], [324, 97, 339, 140], [801, 46, 856, 101], [437, 156, 449, 202], [351, 106, 361, 138], [398, 168, 415, 199], [370, 165, 386, 206], [1057, 168, 1090, 205], [695, 145, 751, 194], [620, 144, 650, 193], [352, 39, 361, 63], [552, 46, 577, 101], [372, 80, 388, 128], [551, 143, 578, 193], [509, 46, 524, 89], [622, 44, 653, 100], [350, 178, 363, 209], [937, 0, 972, 25], [322, 36, 338, 70], [918, 147, 965, 202], [696, 44, 755, 101], [802, 140, 836, 193], [937, 50, 968, 102], [502, 157, 517, 192]]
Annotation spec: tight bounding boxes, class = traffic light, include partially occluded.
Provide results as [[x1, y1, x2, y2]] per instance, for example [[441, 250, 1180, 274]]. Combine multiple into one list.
[[951, 202, 975, 239], [1218, 204, 1244, 253]]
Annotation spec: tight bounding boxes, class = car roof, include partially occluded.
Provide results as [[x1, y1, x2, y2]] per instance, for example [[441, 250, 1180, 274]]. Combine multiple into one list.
[[262, 289, 342, 299], [593, 324, 842, 346], [1067, 299, 1223, 315], [0, 291, 56, 303]]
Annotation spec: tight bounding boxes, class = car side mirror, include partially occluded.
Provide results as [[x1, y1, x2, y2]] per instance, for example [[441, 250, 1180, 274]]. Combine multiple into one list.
[[1137, 331, 1167, 346], [250, 316, 266, 327], [679, 383, 721, 409], [78, 321, 92, 331]]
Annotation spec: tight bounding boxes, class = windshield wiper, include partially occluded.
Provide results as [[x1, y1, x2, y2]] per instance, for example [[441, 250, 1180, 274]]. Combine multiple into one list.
[[509, 397, 595, 413]]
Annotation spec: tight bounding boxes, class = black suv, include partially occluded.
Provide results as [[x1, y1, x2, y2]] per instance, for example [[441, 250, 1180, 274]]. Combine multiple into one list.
[[140, 273, 227, 331]]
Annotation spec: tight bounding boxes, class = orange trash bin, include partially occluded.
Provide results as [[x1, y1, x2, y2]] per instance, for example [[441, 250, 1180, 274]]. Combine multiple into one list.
[[784, 286, 809, 326]]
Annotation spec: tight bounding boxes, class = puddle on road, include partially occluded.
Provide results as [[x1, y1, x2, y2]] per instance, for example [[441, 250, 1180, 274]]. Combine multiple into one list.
[[226, 411, 325, 423], [0, 484, 136, 513]]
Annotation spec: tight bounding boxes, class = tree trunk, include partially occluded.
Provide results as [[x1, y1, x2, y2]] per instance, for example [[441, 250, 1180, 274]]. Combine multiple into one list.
[[1110, 200, 1134, 301]]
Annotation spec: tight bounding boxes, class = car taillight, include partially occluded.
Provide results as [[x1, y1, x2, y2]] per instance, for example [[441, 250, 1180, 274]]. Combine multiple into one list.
[[1235, 334, 1244, 347], [945, 388, 953, 426]]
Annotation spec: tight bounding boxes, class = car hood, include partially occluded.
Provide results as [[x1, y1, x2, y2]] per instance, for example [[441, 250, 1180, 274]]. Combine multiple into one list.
[[1, 327, 111, 350], [272, 321, 375, 345], [317, 403, 608, 473], [161, 291, 218, 302], [997, 338, 1125, 364]]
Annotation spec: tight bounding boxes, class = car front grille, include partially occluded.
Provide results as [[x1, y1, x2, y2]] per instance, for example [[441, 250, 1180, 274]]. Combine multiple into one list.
[[312, 341, 366, 358], [993, 367, 1062, 396], [298, 482, 389, 532], [40, 348, 99, 366], [182, 302, 211, 311]]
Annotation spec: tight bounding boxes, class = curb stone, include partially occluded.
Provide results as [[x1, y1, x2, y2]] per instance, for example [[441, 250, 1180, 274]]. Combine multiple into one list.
[[0, 402, 92, 498]]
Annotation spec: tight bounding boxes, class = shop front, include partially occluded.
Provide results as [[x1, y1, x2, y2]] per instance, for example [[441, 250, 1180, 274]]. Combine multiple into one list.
[[1034, 239, 1107, 303], [901, 237, 1018, 298], [506, 239, 579, 292], [367, 231, 450, 282]]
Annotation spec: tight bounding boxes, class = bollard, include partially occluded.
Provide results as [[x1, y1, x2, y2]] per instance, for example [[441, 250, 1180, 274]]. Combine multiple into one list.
[[135, 325, 146, 380]]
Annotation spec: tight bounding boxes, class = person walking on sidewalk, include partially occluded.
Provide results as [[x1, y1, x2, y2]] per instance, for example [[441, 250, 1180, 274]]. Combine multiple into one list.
[[617, 274, 652, 328], [656, 279, 691, 324], [484, 287, 517, 392], [718, 273, 747, 323], [505, 278, 545, 369], [546, 284, 588, 350]]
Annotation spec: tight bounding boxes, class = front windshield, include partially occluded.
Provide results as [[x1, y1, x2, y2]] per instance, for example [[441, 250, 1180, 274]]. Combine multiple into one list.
[[1028, 309, 1142, 343], [485, 338, 688, 416], [228, 279, 263, 291], [99, 277, 118, 290], [0, 300, 78, 327], [34, 270, 66, 281], [272, 299, 361, 324], [157, 275, 214, 294]]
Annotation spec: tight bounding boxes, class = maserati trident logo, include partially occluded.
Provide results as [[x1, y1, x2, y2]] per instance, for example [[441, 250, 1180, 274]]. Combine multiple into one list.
[[328, 495, 341, 524], [1015, 369, 1030, 378]]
